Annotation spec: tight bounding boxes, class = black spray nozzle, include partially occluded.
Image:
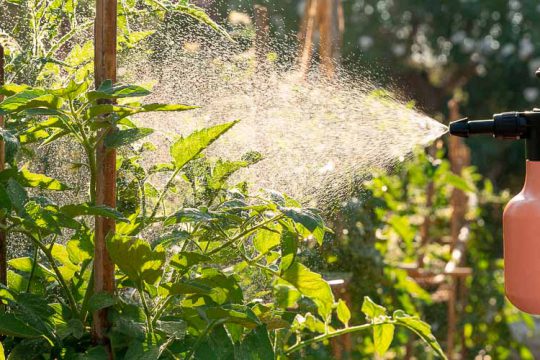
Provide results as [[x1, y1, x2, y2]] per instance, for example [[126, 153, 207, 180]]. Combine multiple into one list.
[[449, 118, 494, 138], [450, 112, 528, 139], [449, 111, 540, 160]]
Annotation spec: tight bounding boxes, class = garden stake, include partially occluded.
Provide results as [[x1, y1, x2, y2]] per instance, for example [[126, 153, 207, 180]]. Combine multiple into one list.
[[0, 44, 6, 287], [93, 0, 117, 348], [450, 82, 540, 314]]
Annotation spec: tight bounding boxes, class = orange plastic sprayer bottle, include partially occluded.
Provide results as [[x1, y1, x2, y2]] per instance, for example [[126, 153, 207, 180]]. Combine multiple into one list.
[[503, 160, 540, 313], [450, 110, 540, 314]]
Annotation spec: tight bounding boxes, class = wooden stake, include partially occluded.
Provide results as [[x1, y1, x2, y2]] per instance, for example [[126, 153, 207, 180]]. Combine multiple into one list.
[[0, 45, 6, 287], [298, 0, 344, 79], [298, 0, 319, 77], [318, 0, 342, 78], [93, 0, 117, 347]]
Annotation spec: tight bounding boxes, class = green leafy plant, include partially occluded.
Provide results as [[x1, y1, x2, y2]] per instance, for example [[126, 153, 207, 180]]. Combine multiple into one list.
[[0, 81, 446, 358], [324, 147, 533, 357], [1, 0, 230, 85]]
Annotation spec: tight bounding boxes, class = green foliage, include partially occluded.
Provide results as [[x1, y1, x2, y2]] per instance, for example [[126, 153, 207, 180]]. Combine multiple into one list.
[[345, 147, 529, 357], [0, 3, 447, 358], [0, 80, 445, 358]]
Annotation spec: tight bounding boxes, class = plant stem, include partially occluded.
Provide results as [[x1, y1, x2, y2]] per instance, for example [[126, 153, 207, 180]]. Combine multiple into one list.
[[26, 245, 39, 293], [80, 267, 94, 323], [151, 296, 174, 327], [88, 148, 97, 203], [138, 285, 154, 338], [207, 214, 284, 256], [285, 323, 376, 354], [17, 230, 80, 318]]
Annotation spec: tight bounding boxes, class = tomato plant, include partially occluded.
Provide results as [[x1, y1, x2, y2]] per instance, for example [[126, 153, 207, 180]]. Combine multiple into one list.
[[0, 81, 446, 358]]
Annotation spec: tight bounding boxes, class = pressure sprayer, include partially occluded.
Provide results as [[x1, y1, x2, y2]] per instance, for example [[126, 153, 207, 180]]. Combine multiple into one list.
[[449, 81, 540, 314]]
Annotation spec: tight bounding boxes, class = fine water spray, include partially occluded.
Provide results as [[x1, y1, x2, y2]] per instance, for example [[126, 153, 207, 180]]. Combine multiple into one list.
[[449, 70, 540, 315]]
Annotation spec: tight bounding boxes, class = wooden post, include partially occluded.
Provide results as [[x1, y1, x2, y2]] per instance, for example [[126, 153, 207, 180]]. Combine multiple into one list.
[[317, 0, 342, 78], [298, 0, 344, 79], [0, 45, 6, 287], [253, 4, 270, 67], [298, 0, 319, 76], [93, 0, 117, 348]]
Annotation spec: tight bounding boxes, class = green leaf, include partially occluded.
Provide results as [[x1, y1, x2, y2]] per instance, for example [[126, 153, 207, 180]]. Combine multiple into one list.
[[336, 299, 351, 327], [280, 207, 325, 245], [87, 81, 151, 101], [104, 128, 154, 148], [24, 201, 79, 234], [194, 325, 234, 359], [0, 85, 29, 98], [165, 208, 216, 225], [237, 325, 274, 360], [0, 129, 19, 164], [164, 279, 211, 296], [148, 163, 175, 174], [188, 268, 243, 305], [8, 257, 52, 278], [279, 228, 297, 272], [208, 159, 249, 190], [361, 296, 387, 320], [205, 304, 260, 327], [124, 341, 160, 360], [86, 103, 195, 122], [60, 203, 129, 222], [18, 168, 70, 191], [89, 292, 117, 312], [294, 313, 327, 333], [253, 224, 281, 255], [66, 319, 85, 339], [173, 4, 232, 41], [141, 103, 197, 112], [374, 324, 395, 356], [274, 284, 301, 309], [0, 341, 4, 360], [0, 313, 42, 338], [170, 121, 238, 169], [107, 235, 165, 285], [50, 80, 89, 98], [155, 320, 186, 339], [86, 104, 137, 119], [280, 262, 334, 318], [6, 178, 28, 216], [169, 252, 211, 274], [66, 234, 93, 265], [50, 244, 77, 268], [0, 89, 55, 116], [393, 310, 446, 358]]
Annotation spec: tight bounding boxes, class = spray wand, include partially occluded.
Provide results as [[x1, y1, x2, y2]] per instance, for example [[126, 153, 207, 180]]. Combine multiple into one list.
[[449, 78, 540, 314]]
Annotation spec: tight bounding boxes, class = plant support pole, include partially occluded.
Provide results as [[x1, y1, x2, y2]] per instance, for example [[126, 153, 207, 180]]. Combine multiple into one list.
[[0, 45, 6, 287], [93, 0, 117, 347]]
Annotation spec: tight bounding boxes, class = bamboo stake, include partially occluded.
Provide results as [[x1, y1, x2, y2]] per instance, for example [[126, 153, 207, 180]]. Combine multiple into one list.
[[93, 0, 117, 348], [0, 44, 6, 287], [298, 0, 318, 77]]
